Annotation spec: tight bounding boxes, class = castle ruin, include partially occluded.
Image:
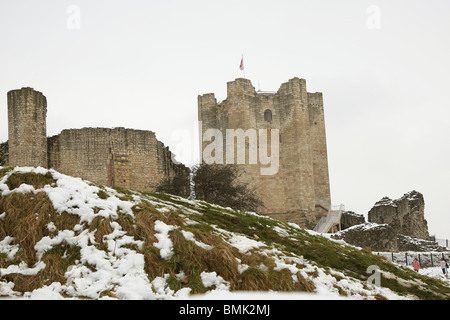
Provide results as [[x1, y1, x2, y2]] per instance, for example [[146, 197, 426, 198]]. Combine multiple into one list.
[[2, 87, 189, 193], [2, 78, 332, 229], [198, 78, 331, 228]]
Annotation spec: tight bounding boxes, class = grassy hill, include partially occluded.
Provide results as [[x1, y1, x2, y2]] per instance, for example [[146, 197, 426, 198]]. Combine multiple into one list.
[[0, 166, 449, 300]]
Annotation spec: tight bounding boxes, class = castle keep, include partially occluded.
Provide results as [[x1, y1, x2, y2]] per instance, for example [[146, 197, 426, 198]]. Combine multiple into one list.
[[198, 78, 331, 228], [2, 87, 188, 193]]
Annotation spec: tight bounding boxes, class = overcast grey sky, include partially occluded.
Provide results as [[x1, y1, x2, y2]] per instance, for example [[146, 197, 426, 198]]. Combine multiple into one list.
[[1, 1, 449, 240]]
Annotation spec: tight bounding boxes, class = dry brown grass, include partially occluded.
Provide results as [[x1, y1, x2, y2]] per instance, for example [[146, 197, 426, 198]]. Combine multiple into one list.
[[123, 198, 317, 294], [5, 172, 55, 190], [3, 274, 41, 293], [0, 187, 83, 293], [3, 243, 81, 293], [170, 230, 241, 281], [0, 192, 56, 265], [0, 172, 316, 296], [233, 250, 315, 292], [88, 216, 114, 251]]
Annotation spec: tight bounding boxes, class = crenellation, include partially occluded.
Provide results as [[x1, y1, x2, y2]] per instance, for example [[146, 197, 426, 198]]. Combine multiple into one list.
[[226, 78, 256, 99], [307, 92, 324, 109], [277, 77, 308, 103], [198, 93, 217, 108]]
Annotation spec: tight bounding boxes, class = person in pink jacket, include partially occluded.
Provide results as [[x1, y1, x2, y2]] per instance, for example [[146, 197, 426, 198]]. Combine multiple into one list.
[[413, 259, 421, 272]]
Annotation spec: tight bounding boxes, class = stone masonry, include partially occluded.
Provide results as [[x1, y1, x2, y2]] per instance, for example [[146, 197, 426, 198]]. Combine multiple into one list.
[[340, 211, 366, 230], [198, 78, 331, 228], [368, 190, 430, 240], [332, 191, 438, 252], [8, 88, 47, 168], [4, 87, 189, 193]]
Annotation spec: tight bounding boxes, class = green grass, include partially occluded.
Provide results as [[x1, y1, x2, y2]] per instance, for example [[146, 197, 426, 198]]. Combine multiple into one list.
[[5, 171, 56, 190], [97, 189, 109, 200], [0, 168, 449, 299], [172, 199, 450, 299], [0, 167, 12, 179]]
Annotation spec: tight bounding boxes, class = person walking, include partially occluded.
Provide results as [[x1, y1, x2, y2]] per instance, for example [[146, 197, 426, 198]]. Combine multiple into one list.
[[440, 258, 448, 275], [413, 258, 421, 272]]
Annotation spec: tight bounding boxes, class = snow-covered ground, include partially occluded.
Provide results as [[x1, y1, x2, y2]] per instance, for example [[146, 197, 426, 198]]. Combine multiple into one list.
[[416, 266, 450, 283], [0, 166, 449, 300]]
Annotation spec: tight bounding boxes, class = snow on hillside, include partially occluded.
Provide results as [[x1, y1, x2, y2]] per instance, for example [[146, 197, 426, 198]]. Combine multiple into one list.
[[0, 166, 448, 300]]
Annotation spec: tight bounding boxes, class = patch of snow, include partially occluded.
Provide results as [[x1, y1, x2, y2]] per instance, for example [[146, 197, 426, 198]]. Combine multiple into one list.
[[273, 226, 289, 237], [373, 197, 398, 208], [0, 167, 448, 300], [153, 220, 177, 260], [1, 261, 46, 276], [235, 258, 249, 274], [201, 271, 230, 292], [181, 230, 213, 250], [0, 236, 20, 259], [25, 283, 68, 300], [227, 234, 266, 254], [47, 221, 57, 233]]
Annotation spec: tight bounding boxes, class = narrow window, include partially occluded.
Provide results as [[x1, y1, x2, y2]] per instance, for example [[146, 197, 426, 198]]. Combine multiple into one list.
[[264, 109, 272, 122]]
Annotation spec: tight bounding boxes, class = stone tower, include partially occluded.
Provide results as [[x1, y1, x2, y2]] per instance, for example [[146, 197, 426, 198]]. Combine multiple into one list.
[[7, 87, 48, 168], [198, 78, 331, 228]]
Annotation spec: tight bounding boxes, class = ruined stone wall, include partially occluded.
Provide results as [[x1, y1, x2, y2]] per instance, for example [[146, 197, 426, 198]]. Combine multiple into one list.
[[332, 223, 444, 252], [340, 211, 366, 230], [333, 223, 399, 252], [7, 88, 47, 168], [5, 87, 189, 194], [198, 78, 331, 228], [368, 191, 430, 240], [48, 127, 187, 192], [48, 128, 112, 186], [332, 191, 438, 252]]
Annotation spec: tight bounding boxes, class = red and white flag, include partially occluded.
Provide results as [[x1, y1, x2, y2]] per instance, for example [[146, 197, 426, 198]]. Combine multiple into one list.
[[239, 56, 244, 71]]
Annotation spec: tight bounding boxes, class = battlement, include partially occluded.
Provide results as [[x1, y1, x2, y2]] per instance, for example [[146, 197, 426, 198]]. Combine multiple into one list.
[[200, 78, 322, 112], [276, 77, 308, 103], [225, 77, 307, 100], [307, 92, 324, 109], [198, 93, 217, 108], [224, 77, 309, 100], [226, 78, 256, 98]]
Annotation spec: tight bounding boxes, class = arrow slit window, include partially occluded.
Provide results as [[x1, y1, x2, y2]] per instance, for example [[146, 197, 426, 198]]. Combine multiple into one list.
[[264, 109, 272, 122]]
